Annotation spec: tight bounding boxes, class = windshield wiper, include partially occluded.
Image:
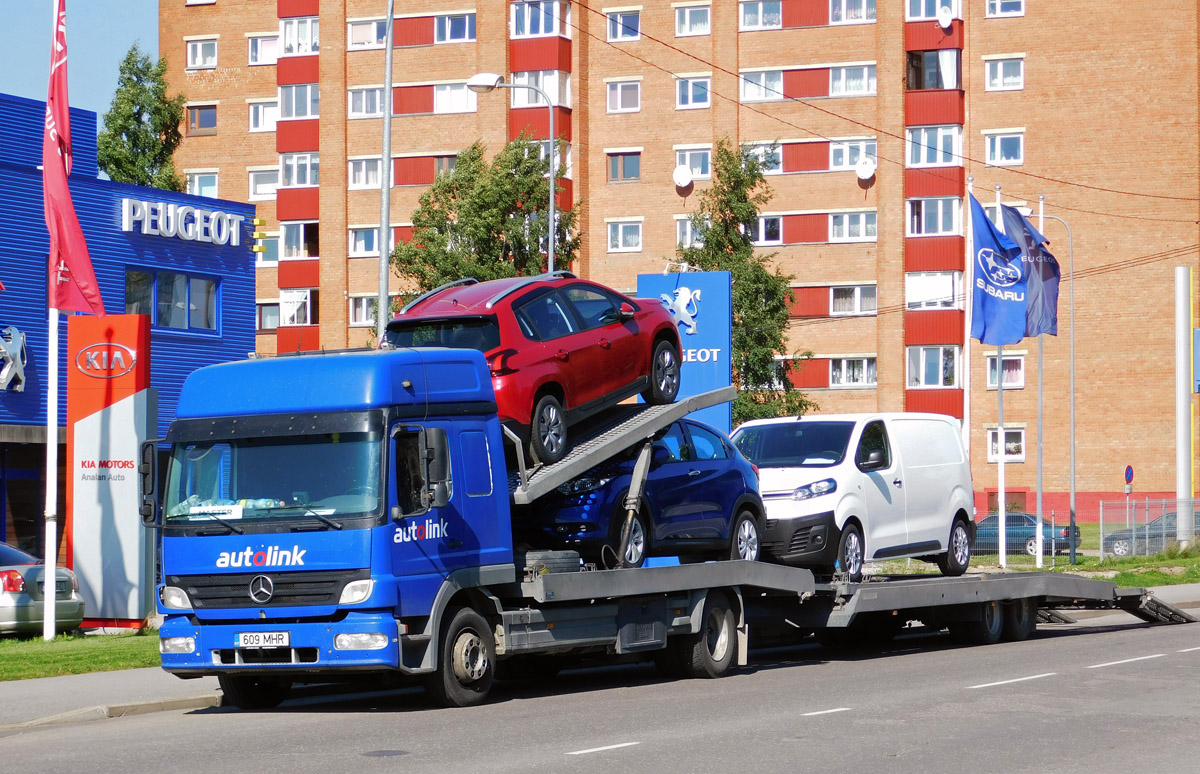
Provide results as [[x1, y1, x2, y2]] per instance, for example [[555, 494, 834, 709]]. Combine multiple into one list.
[[195, 514, 244, 535], [273, 505, 344, 530]]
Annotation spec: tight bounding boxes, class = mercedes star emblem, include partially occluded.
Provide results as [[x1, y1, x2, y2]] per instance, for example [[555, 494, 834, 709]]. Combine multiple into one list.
[[248, 575, 274, 604]]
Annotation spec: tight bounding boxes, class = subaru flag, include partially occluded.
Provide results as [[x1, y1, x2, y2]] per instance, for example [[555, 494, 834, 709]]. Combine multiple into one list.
[[1000, 205, 1060, 337], [969, 194, 1026, 346]]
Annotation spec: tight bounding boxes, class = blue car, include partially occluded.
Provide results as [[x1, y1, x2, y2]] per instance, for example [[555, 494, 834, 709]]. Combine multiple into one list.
[[530, 419, 765, 568], [974, 513, 1082, 556]]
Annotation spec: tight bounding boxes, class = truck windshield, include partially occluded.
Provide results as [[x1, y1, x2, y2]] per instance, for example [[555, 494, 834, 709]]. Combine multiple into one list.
[[384, 316, 500, 352], [731, 421, 855, 468], [163, 431, 383, 525]]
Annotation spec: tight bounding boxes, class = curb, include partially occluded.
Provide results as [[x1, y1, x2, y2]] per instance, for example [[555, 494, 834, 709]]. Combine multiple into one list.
[[0, 693, 222, 733]]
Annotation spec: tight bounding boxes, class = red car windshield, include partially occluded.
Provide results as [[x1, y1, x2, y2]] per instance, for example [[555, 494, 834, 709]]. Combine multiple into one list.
[[384, 317, 501, 353]]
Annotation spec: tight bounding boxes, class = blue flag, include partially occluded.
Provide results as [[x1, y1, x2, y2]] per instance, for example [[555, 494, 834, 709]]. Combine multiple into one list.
[[1000, 205, 1060, 337], [969, 194, 1026, 346]]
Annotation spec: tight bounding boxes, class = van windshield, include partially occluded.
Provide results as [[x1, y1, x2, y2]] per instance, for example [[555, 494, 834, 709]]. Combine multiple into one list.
[[384, 316, 500, 352], [731, 421, 855, 468]]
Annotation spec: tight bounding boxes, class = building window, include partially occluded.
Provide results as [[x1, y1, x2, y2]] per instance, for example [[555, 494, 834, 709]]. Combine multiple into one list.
[[280, 288, 319, 327], [746, 143, 781, 174], [986, 132, 1024, 166], [434, 83, 477, 114], [434, 155, 457, 177], [348, 158, 385, 189], [347, 20, 386, 49], [256, 303, 279, 332], [256, 234, 279, 265], [248, 35, 278, 65], [348, 87, 384, 118], [186, 105, 217, 136], [907, 0, 956, 21], [281, 221, 320, 260], [125, 269, 218, 332], [907, 345, 959, 388], [740, 70, 783, 102], [831, 65, 877, 96], [607, 10, 640, 41], [510, 70, 570, 108], [830, 139, 877, 170], [511, 1, 570, 39], [831, 357, 877, 388], [740, 1, 782, 30], [248, 101, 278, 132], [908, 50, 960, 90], [676, 148, 711, 179], [677, 218, 705, 248], [747, 216, 782, 246], [830, 212, 877, 243], [907, 125, 961, 167], [676, 77, 711, 109], [608, 152, 641, 182], [186, 39, 217, 70], [348, 296, 381, 328], [906, 271, 963, 309], [986, 58, 1024, 91], [676, 5, 710, 36], [831, 0, 876, 25], [280, 17, 319, 56], [350, 227, 381, 257], [280, 152, 319, 187], [607, 221, 642, 252], [279, 83, 319, 119], [248, 169, 279, 201], [907, 197, 960, 236], [436, 13, 477, 43], [987, 354, 1025, 389], [986, 0, 1023, 18], [831, 285, 877, 316], [185, 172, 218, 198], [607, 80, 640, 112], [987, 427, 1025, 462]]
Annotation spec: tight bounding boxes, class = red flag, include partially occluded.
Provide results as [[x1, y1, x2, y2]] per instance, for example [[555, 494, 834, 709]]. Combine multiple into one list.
[[43, 0, 105, 316]]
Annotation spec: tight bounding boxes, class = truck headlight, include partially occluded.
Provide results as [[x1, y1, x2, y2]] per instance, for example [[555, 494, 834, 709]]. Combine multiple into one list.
[[160, 636, 196, 654], [160, 585, 192, 610], [793, 478, 837, 501], [334, 632, 389, 650], [339, 579, 374, 605]]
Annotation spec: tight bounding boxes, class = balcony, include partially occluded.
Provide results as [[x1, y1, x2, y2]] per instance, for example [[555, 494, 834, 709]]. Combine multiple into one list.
[[905, 309, 964, 346], [905, 19, 963, 51], [276, 325, 320, 353], [905, 89, 964, 125], [905, 388, 963, 419]]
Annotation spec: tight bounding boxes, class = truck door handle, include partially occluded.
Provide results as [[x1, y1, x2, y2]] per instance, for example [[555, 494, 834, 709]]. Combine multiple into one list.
[[555, 349, 569, 361], [598, 337, 611, 349], [893, 478, 903, 487]]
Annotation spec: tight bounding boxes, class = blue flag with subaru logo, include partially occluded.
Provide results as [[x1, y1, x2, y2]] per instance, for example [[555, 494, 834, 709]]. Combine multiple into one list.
[[969, 194, 1026, 346], [1000, 205, 1060, 337]]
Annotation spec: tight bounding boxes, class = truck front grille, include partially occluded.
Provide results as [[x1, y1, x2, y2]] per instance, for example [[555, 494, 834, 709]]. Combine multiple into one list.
[[168, 569, 369, 609]]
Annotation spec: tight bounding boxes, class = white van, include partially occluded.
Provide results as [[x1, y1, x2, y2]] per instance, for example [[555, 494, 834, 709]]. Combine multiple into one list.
[[730, 413, 974, 581]]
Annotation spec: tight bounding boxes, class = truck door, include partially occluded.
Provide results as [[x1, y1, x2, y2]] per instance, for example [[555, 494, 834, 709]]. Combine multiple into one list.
[[853, 420, 907, 558]]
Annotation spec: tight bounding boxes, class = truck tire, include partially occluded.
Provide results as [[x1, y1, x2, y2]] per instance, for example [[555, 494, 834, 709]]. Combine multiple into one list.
[[217, 674, 292, 710], [729, 511, 761, 561], [528, 393, 567, 465], [672, 590, 737, 679], [425, 607, 495, 708], [837, 523, 864, 583], [642, 340, 681, 405], [1002, 597, 1038, 641], [948, 600, 1004, 646], [936, 518, 971, 577]]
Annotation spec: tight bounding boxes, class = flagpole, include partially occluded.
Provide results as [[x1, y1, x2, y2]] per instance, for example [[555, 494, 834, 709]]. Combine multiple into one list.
[[963, 177, 973, 460], [43, 309, 59, 641], [994, 186, 1007, 566], [1035, 198, 1045, 568]]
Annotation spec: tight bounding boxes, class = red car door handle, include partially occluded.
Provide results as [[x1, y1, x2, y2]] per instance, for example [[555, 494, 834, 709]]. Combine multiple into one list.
[[555, 349, 569, 361], [598, 338, 611, 349]]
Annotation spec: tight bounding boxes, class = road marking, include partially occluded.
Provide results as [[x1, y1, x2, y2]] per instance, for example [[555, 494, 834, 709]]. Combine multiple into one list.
[[968, 673, 1056, 690], [802, 707, 852, 716], [1178, 647, 1200, 653], [566, 742, 640, 756], [1086, 654, 1165, 669]]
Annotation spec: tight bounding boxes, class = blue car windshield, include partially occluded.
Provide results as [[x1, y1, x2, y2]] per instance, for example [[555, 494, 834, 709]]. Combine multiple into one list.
[[732, 421, 855, 468]]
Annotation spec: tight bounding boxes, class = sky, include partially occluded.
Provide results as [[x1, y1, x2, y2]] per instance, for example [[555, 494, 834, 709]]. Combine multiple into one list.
[[0, 0, 159, 117]]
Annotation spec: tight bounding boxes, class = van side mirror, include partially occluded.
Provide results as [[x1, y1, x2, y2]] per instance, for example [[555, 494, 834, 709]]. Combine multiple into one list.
[[860, 448, 886, 472], [138, 439, 160, 526]]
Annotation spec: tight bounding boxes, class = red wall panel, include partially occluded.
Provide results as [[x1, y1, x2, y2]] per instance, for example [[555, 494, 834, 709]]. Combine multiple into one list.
[[555, 177, 574, 211], [789, 286, 829, 317], [782, 0, 828, 27], [790, 358, 830, 389], [783, 214, 827, 244], [783, 68, 828, 99], [394, 85, 435, 115], [904, 310, 964, 346], [393, 226, 414, 244], [394, 17, 435, 47], [276, 186, 320, 221], [394, 156, 436, 186], [905, 20, 964, 51], [508, 106, 572, 141], [276, 118, 319, 153], [277, 0, 318, 18], [277, 54, 318, 85], [905, 388, 963, 419], [905, 166, 964, 198], [905, 236, 964, 272], [277, 325, 321, 353], [277, 259, 320, 289], [510, 37, 573, 73], [782, 142, 829, 172], [905, 89, 964, 125]]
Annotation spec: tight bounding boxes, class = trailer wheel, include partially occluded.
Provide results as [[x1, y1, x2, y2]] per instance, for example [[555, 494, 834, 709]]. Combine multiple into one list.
[[217, 674, 292, 710], [529, 393, 568, 465], [425, 607, 495, 708], [729, 511, 761, 561], [936, 518, 972, 577], [673, 590, 737, 679], [1002, 597, 1038, 641], [949, 600, 1004, 646], [837, 523, 864, 582]]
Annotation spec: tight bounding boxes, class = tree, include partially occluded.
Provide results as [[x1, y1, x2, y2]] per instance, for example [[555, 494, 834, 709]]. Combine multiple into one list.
[[677, 138, 817, 425], [392, 136, 580, 292], [97, 45, 186, 191]]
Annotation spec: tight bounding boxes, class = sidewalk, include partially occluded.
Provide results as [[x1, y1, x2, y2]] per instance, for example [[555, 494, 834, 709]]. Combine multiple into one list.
[[2, 583, 1197, 730]]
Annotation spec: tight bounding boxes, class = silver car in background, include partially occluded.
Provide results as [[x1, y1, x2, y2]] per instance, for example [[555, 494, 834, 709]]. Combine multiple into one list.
[[0, 542, 86, 636]]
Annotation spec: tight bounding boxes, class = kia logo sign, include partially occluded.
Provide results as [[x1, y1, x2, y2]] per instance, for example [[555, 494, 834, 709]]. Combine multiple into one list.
[[75, 344, 137, 379]]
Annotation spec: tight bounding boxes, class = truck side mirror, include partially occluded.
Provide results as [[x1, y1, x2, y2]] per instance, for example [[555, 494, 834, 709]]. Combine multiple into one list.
[[425, 428, 451, 509], [138, 439, 160, 526]]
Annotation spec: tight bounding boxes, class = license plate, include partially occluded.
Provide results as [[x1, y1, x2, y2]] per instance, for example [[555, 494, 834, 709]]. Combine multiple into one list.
[[236, 631, 289, 648]]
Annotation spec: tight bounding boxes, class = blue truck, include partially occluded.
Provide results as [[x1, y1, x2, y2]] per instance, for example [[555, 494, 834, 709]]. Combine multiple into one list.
[[140, 347, 1194, 710]]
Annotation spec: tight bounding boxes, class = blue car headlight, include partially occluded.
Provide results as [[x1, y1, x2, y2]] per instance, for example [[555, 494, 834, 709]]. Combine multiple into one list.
[[793, 478, 837, 501], [557, 476, 613, 496]]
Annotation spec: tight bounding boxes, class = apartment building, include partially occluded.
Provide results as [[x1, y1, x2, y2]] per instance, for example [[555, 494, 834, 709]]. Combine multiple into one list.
[[161, 0, 1200, 513]]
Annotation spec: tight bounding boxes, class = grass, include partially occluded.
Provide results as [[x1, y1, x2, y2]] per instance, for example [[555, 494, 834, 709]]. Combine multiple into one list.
[[0, 630, 161, 682]]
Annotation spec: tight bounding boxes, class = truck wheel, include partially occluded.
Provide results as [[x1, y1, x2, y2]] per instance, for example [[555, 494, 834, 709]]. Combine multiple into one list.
[[837, 523, 864, 582], [936, 518, 971, 577], [729, 511, 760, 561], [673, 590, 736, 679], [1002, 597, 1038, 641], [642, 340, 681, 405], [948, 600, 1004, 646], [425, 607, 495, 708], [528, 394, 567, 465], [217, 674, 292, 710]]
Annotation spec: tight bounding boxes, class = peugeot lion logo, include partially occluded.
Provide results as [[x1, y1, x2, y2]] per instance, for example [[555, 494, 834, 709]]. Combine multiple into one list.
[[977, 248, 1022, 288], [0, 326, 27, 392], [248, 575, 274, 604], [660, 287, 701, 335]]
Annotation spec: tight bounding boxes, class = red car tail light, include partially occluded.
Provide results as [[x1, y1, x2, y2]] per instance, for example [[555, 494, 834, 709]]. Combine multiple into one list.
[[1060, 528, 1069, 537], [488, 349, 520, 377], [1, 569, 26, 593]]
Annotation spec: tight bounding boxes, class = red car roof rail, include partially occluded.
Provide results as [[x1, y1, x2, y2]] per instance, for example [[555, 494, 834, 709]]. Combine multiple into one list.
[[484, 270, 577, 309], [397, 277, 480, 316]]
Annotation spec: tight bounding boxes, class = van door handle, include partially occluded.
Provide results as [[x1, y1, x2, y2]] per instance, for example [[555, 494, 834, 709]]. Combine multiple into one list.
[[893, 478, 903, 487]]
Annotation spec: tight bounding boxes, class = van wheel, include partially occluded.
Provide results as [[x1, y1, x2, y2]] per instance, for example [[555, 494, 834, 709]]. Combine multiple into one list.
[[937, 518, 971, 577], [217, 675, 292, 710], [425, 607, 495, 708], [729, 511, 760, 561], [528, 394, 567, 465], [837, 523, 864, 582]]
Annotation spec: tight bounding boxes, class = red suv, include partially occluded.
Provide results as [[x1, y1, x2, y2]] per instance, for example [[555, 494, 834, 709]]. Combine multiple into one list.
[[383, 272, 682, 464]]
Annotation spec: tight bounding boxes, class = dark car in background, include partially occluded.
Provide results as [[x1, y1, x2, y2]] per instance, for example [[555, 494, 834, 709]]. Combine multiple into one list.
[[1103, 513, 1185, 557], [974, 513, 1081, 556], [0, 542, 86, 636], [528, 419, 765, 568]]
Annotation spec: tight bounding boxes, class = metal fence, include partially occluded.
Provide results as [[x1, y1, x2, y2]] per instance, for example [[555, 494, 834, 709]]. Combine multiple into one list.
[[969, 508, 1075, 569], [1096, 498, 1199, 561]]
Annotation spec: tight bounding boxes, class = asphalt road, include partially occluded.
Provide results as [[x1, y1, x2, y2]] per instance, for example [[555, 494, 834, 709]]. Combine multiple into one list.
[[3, 615, 1198, 774]]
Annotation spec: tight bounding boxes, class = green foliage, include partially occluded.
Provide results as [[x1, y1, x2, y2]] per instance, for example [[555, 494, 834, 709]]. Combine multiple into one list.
[[677, 139, 816, 426], [392, 136, 580, 291], [97, 44, 186, 191]]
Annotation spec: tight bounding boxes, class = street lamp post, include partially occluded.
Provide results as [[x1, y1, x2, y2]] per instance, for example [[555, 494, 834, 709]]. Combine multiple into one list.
[[466, 72, 557, 272], [1040, 210, 1077, 564]]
